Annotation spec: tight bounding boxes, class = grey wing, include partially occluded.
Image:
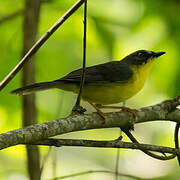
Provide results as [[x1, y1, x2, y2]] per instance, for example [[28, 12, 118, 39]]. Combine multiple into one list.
[[55, 61, 133, 83]]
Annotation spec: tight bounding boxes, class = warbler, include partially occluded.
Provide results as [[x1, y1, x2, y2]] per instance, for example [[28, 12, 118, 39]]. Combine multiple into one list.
[[11, 50, 165, 112]]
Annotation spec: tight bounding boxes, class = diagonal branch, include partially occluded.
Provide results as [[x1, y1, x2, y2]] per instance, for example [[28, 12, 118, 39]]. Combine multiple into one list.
[[121, 128, 175, 160], [0, 0, 85, 91], [0, 9, 23, 25], [0, 95, 180, 151]]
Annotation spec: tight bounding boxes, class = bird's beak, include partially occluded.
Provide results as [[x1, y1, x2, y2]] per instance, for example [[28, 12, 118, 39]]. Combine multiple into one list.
[[153, 52, 166, 58]]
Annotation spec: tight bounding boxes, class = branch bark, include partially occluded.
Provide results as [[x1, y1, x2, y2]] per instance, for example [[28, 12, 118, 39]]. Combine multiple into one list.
[[0, 96, 180, 153]]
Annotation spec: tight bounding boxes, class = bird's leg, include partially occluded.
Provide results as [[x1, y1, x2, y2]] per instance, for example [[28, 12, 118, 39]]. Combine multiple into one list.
[[96, 104, 137, 119], [72, 104, 87, 114], [87, 101, 106, 119]]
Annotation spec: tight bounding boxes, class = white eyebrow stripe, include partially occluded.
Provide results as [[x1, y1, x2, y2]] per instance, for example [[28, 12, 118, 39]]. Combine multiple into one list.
[[145, 50, 152, 54]]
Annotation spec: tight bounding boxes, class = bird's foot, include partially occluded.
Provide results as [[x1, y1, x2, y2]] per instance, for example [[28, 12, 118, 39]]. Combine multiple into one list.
[[92, 110, 106, 120], [97, 105, 137, 119], [115, 135, 123, 141], [72, 105, 87, 115], [88, 101, 107, 123]]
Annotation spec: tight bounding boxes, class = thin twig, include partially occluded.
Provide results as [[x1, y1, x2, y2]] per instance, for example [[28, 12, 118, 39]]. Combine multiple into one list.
[[28, 138, 180, 156], [0, 9, 23, 25], [0, 0, 85, 91], [40, 147, 53, 175], [115, 102, 125, 180], [46, 170, 145, 180], [115, 129, 121, 180], [122, 129, 176, 160], [40, 95, 65, 177], [75, 0, 87, 107], [175, 123, 180, 165], [52, 147, 57, 180], [0, 1, 60, 26]]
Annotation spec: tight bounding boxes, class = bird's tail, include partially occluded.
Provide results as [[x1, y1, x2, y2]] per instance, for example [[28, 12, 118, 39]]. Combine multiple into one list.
[[11, 81, 62, 96]]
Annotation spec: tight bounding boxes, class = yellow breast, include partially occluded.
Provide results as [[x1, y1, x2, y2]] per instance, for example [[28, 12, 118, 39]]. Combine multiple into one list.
[[81, 59, 155, 104]]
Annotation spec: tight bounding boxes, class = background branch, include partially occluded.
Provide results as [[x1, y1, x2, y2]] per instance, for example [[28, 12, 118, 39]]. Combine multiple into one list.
[[22, 0, 41, 179], [0, 9, 23, 25], [0, 1, 62, 26], [47, 170, 144, 180]]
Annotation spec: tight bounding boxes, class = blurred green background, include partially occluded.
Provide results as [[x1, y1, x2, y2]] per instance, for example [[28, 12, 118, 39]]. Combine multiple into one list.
[[0, 0, 180, 179]]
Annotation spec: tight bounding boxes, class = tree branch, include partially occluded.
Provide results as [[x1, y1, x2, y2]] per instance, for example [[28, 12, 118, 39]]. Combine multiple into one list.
[[0, 96, 180, 151], [27, 138, 180, 156], [0, 0, 85, 91]]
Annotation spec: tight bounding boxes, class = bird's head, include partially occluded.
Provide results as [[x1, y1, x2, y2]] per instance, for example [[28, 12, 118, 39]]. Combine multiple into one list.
[[124, 50, 165, 66]]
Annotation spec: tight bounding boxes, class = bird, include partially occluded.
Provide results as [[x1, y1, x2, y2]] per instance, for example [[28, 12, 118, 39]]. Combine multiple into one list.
[[11, 50, 165, 116]]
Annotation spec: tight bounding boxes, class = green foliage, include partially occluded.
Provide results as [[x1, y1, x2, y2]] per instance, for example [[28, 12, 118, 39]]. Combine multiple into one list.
[[0, 0, 180, 179]]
